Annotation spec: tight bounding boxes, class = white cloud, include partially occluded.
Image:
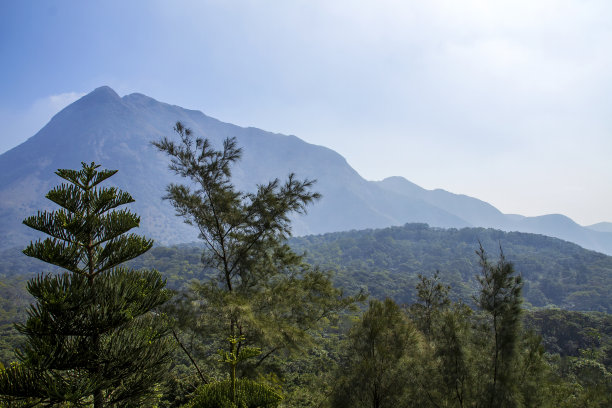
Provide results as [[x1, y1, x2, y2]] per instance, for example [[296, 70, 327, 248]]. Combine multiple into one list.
[[46, 92, 85, 111]]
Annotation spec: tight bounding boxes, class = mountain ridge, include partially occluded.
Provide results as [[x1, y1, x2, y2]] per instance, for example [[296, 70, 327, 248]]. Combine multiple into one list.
[[1, 86, 611, 255]]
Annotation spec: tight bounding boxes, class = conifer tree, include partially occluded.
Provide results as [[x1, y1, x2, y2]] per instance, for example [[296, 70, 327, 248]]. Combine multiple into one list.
[[330, 298, 423, 408], [410, 271, 451, 338], [0, 162, 173, 407], [411, 272, 474, 408], [475, 244, 523, 408], [153, 123, 360, 402]]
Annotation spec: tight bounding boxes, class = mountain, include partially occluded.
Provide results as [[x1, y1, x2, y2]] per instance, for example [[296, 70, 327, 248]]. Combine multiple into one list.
[[290, 223, 612, 312], [0, 86, 467, 248], [1, 86, 611, 254], [587, 222, 612, 233], [375, 176, 509, 228], [375, 176, 612, 255], [2, 223, 611, 312]]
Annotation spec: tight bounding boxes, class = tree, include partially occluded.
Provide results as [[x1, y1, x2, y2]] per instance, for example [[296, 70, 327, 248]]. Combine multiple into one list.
[[0, 162, 173, 407], [153, 123, 359, 402], [433, 304, 475, 408], [410, 249, 555, 408], [475, 244, 523, 408], [410, 271, 450, 338], [185, 334, 282, 408], [405, 271, 480, 408], [330, 298, 423, 408]]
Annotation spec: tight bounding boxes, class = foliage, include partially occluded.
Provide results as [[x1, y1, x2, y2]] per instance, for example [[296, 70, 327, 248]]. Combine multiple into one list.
[[0, 153, 611, 405], [525, 309, 612, 365], [330, 298, 424, 408], [185, 378, 282, 408], [153, 123, 361, 404], [0, 162, 173, 407], [127, 244, 208, 291], [330, 249, 564, 408], [526, 309, 612, 407], [4, 221, 612, 325], [290, 223, 612, 311], [409, 271, 450, 336], [186, 334, 282, 408], [475, 245, 523, 408]]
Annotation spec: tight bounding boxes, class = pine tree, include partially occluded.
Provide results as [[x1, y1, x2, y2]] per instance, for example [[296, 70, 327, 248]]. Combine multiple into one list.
[[410, 271, 451, 338], [475, 244, 523, 408], [330, 298, 424, 408], [0, 162, 173, 407], [408, 273, 475, 408], [153, 123, 360, 403]]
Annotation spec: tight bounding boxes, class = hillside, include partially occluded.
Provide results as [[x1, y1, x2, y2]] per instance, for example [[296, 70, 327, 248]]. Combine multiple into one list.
[[1, 86, 611, 255], [2, 223, 611, 397], [291, 223, 612, 312], [3, 223, 610, 313], [0, 86, 467, 249], [376, 176, 612, 254]]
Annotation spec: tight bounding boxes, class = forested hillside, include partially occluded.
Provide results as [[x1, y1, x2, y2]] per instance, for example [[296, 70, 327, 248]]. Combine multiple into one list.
[[2, 222, 611, 324], [4, 239, 612, 406], [292, 224, 612, 312], [1, 128, 611, 406], [4, 222, 611, 313]]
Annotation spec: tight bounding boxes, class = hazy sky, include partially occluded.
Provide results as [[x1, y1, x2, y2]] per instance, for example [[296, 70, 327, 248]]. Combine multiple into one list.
[[1, 0, 611, 225]]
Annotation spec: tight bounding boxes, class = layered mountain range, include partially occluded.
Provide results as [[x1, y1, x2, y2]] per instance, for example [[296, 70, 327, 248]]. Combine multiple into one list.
[[1, 86, 611, 254]]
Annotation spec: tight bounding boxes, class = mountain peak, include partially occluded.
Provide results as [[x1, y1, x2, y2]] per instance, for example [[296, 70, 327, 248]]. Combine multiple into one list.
[[90, 85, 120, 99], [586, 222, 612, 233], [2, 86, 611, 255], [122, 92, 162, 108], [72, 86, 121, 108], [378, 176, 425, 194]]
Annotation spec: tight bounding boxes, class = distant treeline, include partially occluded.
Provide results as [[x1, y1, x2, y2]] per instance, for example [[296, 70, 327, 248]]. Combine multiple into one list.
[[3, 223, 611, 313], [291, 223, 612, 312]]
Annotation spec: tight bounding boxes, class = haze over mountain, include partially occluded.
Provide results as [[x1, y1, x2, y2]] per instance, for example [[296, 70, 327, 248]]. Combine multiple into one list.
[[587, 222, 612, 233], [1, 86, 611, 255], [375, 176, 612, 255]]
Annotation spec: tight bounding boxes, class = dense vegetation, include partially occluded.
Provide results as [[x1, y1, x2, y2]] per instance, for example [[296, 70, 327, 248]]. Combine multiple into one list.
[[0, 162, 172, 406], [149, 122, 360, 408], [0, 127, 611, 406], [292, 224, 612, 312], [3, 223, 612, 313]]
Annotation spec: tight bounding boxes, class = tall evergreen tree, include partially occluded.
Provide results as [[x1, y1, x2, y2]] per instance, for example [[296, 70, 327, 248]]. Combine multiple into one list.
[[411, 272, 474, 408], [330, 298, 424, 408], [434, 304, 474, 408], [410, 271, 450, 338], [475, 244, 523, 408], [0, 162, 173, 407], [153, 123, 360, 399]]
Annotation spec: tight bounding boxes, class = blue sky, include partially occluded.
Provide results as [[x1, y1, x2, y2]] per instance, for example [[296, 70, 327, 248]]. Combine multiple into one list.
[[1, 0, 611, 225]]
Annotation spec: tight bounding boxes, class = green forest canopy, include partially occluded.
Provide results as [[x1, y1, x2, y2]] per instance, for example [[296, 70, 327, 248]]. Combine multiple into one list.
[[2, 222, 612, 315]]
